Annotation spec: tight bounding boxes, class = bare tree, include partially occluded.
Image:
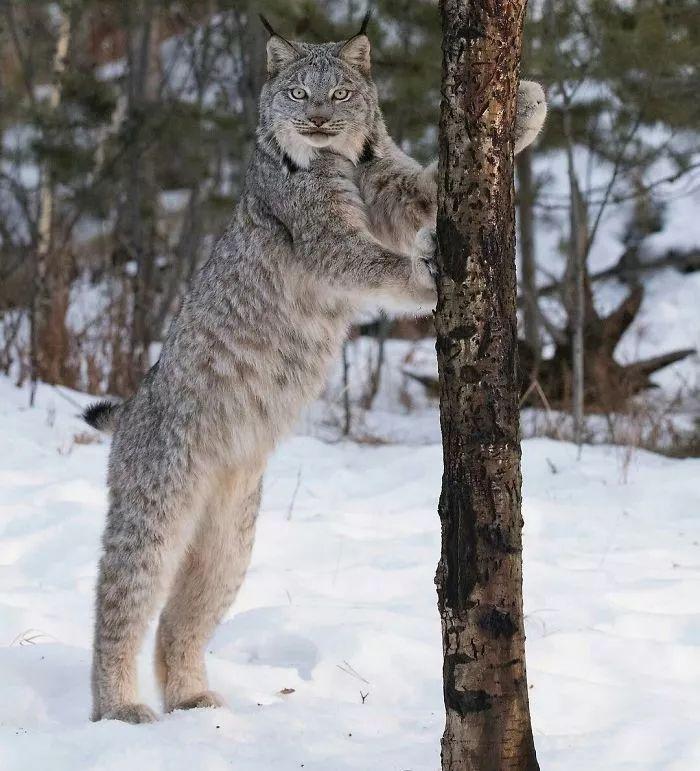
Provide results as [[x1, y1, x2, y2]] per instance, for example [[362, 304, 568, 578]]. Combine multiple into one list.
[[435, 0, 539, 768], [517, 148, 540, 367], [23, 3, 75, 400], [231, 2, 268, 161], [516, 12, 540, 372], [114, 2, 161, 389], [561, 98, 587, 448]]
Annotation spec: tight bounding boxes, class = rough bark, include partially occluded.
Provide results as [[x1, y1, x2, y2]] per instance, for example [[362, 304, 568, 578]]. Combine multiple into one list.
[[435, 1, 538, 769]]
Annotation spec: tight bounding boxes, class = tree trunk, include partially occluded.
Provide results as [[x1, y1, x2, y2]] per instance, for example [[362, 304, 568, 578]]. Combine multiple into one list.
[[435, 1, 539, 769], [234, 3, 268, 165], [517, 148, 540, 367], [31, 5, 74, 397], [562, 107, 588, 448], [117, 2, 161, 390]]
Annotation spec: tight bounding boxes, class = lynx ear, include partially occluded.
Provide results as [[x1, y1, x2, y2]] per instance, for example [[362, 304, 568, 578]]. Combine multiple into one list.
[[339, 34, 371, 75], [267, 37, 301, 76], [341, 10, 371, 74], [260, 15, 300, 77]]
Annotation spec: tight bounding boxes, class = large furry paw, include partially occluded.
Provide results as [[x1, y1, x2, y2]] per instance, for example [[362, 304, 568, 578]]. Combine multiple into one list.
[[102, 703, 158, 724], [515, 80, 547, 155], [405, 229, 438, 309], [171, 690, 226, 712]]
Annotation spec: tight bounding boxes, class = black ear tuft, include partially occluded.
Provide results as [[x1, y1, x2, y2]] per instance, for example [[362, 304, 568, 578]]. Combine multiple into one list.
[[359, 10, 371, 35], [259, 14, 276, 37]]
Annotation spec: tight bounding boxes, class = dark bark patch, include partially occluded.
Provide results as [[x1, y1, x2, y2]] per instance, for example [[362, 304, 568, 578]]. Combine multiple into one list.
[[477, 522, 519, 554], [478, 607, 517, 638], [460, 364, 481, 383], [437, 215, 468, 283], [449, 323, 477, 340], [436, 333, 457, 358], [439, 482, 478, 612], [444, 682, 492, 715], [443, 652, 492, 715]]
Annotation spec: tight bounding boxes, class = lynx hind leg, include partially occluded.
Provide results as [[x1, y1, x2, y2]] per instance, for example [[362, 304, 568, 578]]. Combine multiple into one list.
[[155, 471, 262, 714], [92, 494, 195, 723]]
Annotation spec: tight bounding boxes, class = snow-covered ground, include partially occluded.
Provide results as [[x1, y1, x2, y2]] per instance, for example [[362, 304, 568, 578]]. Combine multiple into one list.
[[1, 376, 699, 770]]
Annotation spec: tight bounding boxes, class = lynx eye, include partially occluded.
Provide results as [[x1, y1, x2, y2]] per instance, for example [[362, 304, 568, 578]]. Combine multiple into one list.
[[332, 88, 352, 102], [288, 87, 307, 101]]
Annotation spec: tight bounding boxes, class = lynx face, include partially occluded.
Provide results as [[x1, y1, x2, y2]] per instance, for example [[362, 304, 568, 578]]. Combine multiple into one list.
[[259, 37, 379, 168]]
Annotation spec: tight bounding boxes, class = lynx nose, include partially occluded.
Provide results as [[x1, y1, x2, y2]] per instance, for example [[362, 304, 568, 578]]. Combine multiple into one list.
[[308, 115, 328, 127]]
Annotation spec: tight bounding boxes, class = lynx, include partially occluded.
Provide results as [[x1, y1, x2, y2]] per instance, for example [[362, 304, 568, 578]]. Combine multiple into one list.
[[85, 15, 546, 723]]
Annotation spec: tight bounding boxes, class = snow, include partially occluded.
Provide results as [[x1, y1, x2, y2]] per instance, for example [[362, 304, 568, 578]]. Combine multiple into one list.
[[1, 375, 699, 770]]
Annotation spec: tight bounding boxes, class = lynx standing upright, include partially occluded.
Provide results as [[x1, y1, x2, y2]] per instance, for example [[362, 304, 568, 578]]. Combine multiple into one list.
[[86, 16, 546, 724]]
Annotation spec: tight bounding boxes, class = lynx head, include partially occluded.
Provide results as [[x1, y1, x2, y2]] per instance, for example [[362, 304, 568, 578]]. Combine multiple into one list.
[[258, 14, 379, 168]]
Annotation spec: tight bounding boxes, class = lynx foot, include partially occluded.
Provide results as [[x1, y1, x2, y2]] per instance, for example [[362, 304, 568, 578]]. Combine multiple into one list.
[[171, 690, 226, 712], [102, 703, 158, 724]]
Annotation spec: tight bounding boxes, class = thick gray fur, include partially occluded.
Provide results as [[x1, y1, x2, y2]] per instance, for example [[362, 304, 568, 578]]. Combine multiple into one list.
[[88, 26, 547, 723]]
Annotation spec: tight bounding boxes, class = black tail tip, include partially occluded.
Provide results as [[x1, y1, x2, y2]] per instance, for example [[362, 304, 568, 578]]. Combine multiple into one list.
[[82, 400, 118, 432]]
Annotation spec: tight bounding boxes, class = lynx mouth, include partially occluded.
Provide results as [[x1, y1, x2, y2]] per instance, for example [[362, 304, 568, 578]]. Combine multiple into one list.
[[299, 129, 338, 137], [298, 130, 340, 149]]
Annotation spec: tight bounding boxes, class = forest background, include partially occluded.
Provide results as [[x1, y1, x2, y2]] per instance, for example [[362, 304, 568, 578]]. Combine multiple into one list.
[[1, 0, 698, 452]]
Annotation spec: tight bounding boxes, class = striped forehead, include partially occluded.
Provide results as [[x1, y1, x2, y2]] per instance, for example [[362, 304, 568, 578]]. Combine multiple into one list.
[[282, 45, 357, 90], [298, 58, 343, 90]]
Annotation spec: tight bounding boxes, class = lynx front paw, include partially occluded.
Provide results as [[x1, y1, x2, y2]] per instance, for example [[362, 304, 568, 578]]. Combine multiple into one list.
[[515, 80, 547, 154], [102, 703, 158, 724], [171, 690, 226, 712]]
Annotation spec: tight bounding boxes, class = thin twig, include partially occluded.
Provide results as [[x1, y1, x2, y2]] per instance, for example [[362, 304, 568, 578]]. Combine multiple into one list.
[[336, 661, 370, 685], [286, 466, 302, 521], [584, 111, 644, 262]]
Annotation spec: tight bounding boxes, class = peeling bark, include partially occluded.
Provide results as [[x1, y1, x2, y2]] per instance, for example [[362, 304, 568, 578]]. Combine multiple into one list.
[[435, 1, 538, 769]]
